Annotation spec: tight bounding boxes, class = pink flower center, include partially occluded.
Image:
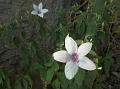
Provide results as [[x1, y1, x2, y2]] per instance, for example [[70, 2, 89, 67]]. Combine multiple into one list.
[[71, 53, 79, 62]]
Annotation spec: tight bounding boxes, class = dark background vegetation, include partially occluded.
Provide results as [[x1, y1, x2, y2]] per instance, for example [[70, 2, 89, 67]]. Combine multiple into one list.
[[0, 0, 120, 89]]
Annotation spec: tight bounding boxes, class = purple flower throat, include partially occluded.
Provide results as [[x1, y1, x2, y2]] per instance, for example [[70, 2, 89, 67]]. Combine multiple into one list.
[[71, 53, 79, 62]]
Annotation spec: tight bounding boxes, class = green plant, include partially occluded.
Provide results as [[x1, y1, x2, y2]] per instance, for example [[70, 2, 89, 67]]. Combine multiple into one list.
[[0, 0, 120, 89]]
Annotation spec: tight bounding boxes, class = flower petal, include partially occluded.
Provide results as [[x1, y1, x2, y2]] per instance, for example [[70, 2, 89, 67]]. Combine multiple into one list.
[[78, 57, 96, 70], [38, 13, 44, 18], [65, 35, 78, 54], [78, 42, 92, 56], [38, 2, 43, 10], [33, 4, 38, 11], [53, 51, 70, 63], [31, 10, 38, 15], [42, 9, 48, 13], [65, 61, 78, 80]]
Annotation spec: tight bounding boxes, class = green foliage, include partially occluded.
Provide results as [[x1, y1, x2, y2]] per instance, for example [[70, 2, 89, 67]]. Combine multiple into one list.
[[103, 51, 113, 75], [14, 75, 32, 89], [74, 69, 85, 87], [114, 0, 120, 14], [0, 0, 118, 89], [52, 79, 60, 89], [46, 69, 54, 83]]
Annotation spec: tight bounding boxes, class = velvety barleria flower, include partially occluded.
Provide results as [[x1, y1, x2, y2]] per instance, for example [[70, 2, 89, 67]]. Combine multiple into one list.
[[31, 2, 48, 18], [53, 35, 96, 80]]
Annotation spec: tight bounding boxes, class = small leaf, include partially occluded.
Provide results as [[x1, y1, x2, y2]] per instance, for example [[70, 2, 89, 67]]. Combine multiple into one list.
[[51, 62, 59, 72], [75, 40, 83, 45], [89, 50, 97, 56], [46, 69, 54, 83], [52, 79, 60, 89], [45, 60, 53, 67], [75, 69, 85, 87]]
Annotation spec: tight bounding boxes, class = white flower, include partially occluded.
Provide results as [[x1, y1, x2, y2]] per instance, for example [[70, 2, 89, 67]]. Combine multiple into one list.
[[97, 67, 102, 70], [31, 3, 48, 18], [53, 35, 96, 80]]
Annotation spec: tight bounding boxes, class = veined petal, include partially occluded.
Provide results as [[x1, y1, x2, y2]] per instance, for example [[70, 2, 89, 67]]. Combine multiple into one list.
[[65, 35, 78, 54], [39, 2, 43, 10], [65, 61, 78, 80], [42, 9, 48, 14], [53, 51, 70, 63], [78, 42, 92, 56], [33, 4, 38, 11], [31, 10, 38, 15], [78, 57, 96, 70], [38, 13, 44, 18]]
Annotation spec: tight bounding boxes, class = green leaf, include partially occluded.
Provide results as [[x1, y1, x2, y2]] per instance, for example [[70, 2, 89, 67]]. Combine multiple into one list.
[[57, 72, 69, 89], [114, 0, 120, 14], [0, 71, 5, 80], [14, 80, 22, 89], [75, 40, 83, 45], [75, 69, 85, 87], [75, 13, 86, 37], [46, 69, 54, 83], [57, 72, 78, 89], [52, 79, 60, 89], [5, 78, 11, 89], [51, 62, 59, 72], [89, 50, 97, 56], [23, 75, 32, 88], [22, 79, 28, 89], [86, 14, 97, 37], [84, 70, 97, 89], [45, 60, 54, 67], [90, 0, 106, 15], [30, 63, 46, 80], [69, 83, 78, 89]]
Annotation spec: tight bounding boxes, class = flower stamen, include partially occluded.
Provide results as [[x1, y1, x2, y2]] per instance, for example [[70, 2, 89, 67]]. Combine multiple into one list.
[[71, 53, 79, 62]]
